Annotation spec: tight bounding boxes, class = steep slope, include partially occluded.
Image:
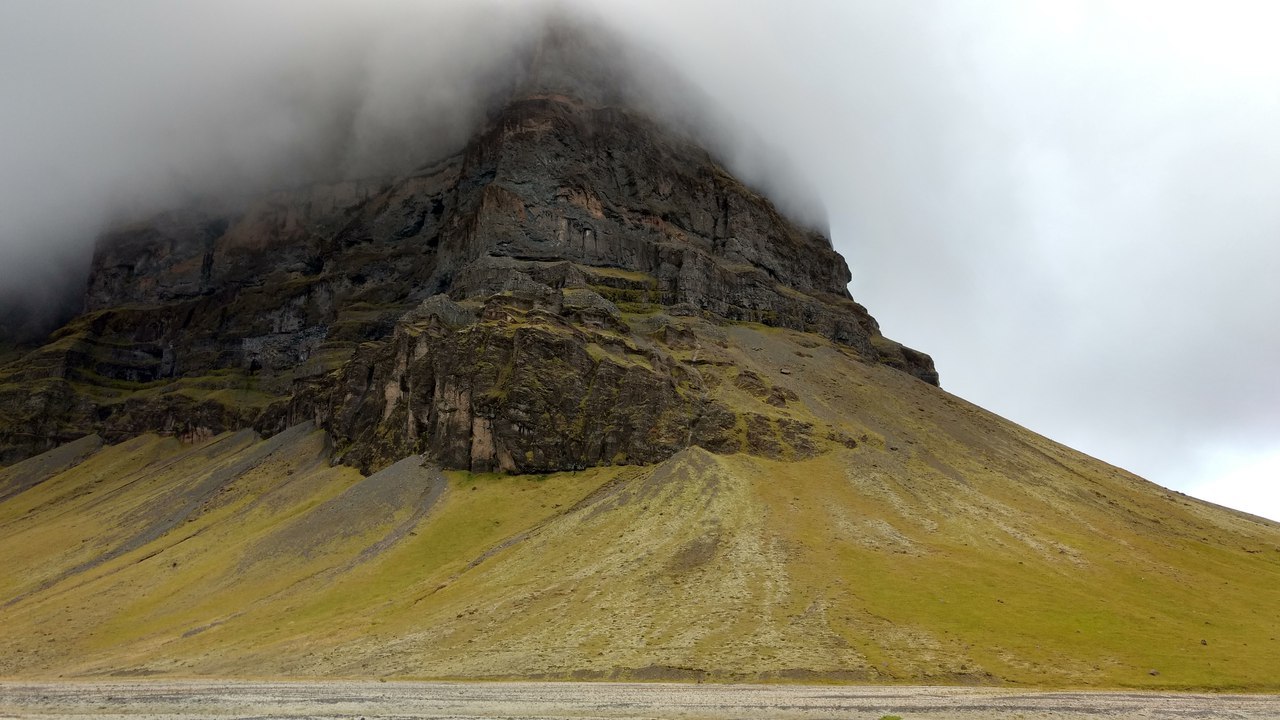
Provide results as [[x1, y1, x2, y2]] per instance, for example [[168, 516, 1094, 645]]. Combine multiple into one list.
[[1, 321, 1277, 688]]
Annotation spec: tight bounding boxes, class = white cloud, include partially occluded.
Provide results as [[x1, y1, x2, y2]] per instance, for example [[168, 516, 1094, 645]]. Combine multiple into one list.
[[1, 0, 1278, 524], [1187, 447, 1280, 522]]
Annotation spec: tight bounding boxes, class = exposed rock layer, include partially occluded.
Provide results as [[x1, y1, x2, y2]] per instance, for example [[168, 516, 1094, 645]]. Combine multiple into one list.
[[0, 91, 935, 471]]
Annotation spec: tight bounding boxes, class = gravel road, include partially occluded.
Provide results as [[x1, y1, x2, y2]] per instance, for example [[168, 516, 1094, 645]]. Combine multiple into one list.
[[0, 680, 1276, 719]]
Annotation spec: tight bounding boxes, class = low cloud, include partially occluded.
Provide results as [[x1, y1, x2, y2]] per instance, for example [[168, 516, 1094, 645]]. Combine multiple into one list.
[[1, 1, 1277, 515]]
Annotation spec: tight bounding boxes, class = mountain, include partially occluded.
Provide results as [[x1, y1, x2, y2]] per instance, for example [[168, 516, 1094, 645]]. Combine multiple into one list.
[[0, 22, 1277, 689], [0, 23, 934, 470]]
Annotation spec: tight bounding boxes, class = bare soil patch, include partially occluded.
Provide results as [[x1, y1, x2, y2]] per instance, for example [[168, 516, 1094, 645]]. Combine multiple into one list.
[[0, 680, 1275, 719]]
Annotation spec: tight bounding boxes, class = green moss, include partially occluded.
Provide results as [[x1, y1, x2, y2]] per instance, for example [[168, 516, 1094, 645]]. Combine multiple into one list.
[[172, 386, 277, 409], [617, 302, 661, 315], [58, 369, 282, 410], [2, 325, 1279, 689], [578, 265, 658, 286], [774, 284, 811, 301], [591, 286, 652, 305], [295, 345, 357, 377], [584, 342, 610, 363]]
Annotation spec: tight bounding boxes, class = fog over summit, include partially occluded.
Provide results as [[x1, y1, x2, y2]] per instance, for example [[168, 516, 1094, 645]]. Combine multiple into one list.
[[1, 1, 1277, 518], [0, 0, 822, 335]]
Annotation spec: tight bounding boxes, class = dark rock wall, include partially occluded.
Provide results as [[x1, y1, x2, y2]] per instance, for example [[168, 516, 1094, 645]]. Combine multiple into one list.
[[0, 91, 936, 469]]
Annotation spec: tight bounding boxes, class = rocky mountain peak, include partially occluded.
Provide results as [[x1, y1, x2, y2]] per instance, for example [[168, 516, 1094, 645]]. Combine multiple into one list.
[[518, 15, 634, 105], [0, 25, 937, 471]]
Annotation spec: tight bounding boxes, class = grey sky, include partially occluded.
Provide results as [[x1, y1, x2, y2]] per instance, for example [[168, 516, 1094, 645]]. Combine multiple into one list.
[[1, 1, 1276, 518]]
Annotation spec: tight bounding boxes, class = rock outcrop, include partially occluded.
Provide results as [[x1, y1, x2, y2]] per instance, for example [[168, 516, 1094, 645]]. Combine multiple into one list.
[[0, 25, 936, 470]]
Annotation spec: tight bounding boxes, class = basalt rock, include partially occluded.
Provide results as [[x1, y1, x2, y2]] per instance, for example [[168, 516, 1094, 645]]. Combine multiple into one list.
[[0, 32, 936, 471], [303, 292, 737, 475]]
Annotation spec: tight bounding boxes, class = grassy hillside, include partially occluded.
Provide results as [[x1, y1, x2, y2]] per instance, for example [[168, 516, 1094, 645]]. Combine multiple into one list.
[[1, 323, 1277, 689]]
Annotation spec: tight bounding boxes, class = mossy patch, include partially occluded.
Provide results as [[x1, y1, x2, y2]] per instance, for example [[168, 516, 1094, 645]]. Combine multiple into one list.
[[0, 328, 1278, 688]]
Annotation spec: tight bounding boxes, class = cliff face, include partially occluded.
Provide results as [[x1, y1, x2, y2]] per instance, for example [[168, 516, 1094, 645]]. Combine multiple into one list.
[[0, 47, 936, 470]]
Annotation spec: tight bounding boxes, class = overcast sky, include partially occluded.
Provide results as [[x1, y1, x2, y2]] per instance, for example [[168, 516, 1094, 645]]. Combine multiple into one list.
[[1, 1, 1277, 520]]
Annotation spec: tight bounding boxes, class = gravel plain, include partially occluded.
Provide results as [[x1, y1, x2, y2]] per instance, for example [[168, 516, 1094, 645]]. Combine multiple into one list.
[[0, 680, 1277, 720]]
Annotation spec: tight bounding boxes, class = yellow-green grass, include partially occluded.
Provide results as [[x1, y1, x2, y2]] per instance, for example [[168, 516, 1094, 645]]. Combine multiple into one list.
[[577, 265, 659, 286], [0, 325, 1277, 688]]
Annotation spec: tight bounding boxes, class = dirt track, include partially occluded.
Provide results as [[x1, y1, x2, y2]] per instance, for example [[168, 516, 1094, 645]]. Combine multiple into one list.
[[0, 680, 1276, 719]]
